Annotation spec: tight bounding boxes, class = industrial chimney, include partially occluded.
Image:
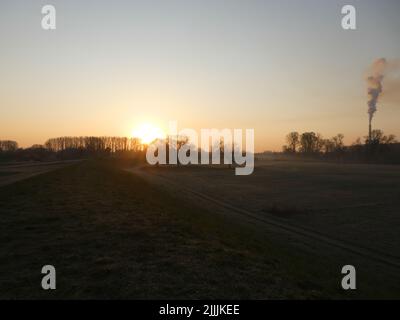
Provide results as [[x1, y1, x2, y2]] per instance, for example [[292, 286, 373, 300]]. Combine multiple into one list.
[[368, 117, 372, 143]]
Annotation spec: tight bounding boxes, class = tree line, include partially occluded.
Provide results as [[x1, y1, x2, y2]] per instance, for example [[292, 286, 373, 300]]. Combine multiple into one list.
[[282, 130, 397, 154], [0, 136, 145, 162], [280, 130, 400, 164], [0, 140, 18, 152], [2, 130, 400, 164], [44, 136, 143, 153]]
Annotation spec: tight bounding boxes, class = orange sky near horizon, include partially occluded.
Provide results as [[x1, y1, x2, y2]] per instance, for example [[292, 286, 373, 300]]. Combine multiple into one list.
[[1, 0, 400, 152]]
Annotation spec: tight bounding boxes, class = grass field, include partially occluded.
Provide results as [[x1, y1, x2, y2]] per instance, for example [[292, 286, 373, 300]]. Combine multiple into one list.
[[0, 160, 399, 299], [141, 160, 400, 258]]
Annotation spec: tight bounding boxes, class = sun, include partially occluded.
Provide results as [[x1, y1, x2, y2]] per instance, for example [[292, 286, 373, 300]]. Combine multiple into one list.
[[131, 123, 165, 144]]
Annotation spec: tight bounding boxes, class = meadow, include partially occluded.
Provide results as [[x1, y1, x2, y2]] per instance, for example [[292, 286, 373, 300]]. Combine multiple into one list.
[[0, 159, 399, 299], [139, 160, 400, 259]]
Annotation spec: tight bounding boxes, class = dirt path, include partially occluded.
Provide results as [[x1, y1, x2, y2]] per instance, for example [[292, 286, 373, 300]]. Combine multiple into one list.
[[127, 165, 400, 271]]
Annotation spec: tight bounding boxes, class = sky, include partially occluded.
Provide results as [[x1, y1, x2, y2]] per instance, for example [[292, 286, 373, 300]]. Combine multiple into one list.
[[1, 0, 399, 151]]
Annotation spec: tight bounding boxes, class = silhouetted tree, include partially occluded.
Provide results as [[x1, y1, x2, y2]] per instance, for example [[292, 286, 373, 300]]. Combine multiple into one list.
[[0, 140, 18, 152], [299, 132, 320, 153], [366, 130, 397, 145], [285, 132, 300, 153]]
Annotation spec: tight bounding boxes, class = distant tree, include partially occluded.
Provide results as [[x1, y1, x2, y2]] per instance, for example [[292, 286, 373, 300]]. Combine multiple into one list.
[[31, 144, 45, 149], [176, 135, 189, 166], [285, 132, 300, 153], [299, 132, 320, 153], [315, 133, 325, 153], [280, 130, 400, 164], [44, 136, 142, 154], [164, 134, 189, 165], [383, 134, 397, 144], [282, 145, 292, 153], [218, 137, 234, 168], [0, 140, 18, 152], [332, 134, 344, 151], [323, 138, 335, 153], [366, 130, 397, 145], [352, 137, 362, 146]]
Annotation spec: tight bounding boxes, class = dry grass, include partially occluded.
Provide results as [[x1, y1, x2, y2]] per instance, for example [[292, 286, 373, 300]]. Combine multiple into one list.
[[0, 160, 398, 299]]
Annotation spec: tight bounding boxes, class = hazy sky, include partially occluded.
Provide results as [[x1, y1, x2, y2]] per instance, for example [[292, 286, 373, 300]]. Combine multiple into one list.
[[1, 0, 399, 151]]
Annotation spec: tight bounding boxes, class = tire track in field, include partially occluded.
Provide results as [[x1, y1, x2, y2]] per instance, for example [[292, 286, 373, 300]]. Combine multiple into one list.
[[128, 166, 400, 270]]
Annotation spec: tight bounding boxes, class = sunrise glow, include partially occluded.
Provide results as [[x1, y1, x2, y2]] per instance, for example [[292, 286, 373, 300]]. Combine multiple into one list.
[[131, 123, 165, 144]]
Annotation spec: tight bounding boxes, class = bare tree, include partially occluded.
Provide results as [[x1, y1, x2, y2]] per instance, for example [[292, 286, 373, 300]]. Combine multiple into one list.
[[366, 130, 397, 145], [299, 132, 319, 153], [0, 140, 18, 152], [285, 132, 300, 153]]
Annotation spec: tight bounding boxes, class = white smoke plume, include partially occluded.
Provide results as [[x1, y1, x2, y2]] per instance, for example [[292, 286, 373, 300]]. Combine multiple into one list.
[[367, 58, 387, 122], [366, 58, 400, 122]]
